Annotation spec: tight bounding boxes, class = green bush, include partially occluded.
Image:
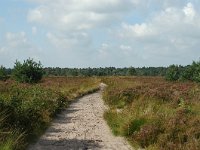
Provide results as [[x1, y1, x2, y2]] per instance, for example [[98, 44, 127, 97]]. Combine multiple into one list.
[[12, 59, 43, 83], [165, 65, 181, 81], [179, 65, 193, 81], [190, 61, 200, 82], [0, 66, 7, 81], [166, 60, 200, 83], [126, 67, 137, 76]]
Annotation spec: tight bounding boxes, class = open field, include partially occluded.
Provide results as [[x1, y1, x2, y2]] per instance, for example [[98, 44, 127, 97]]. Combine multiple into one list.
[[102, 77, 200, 150], [1, 76, 200, 150], [0, 77, 100, 150]]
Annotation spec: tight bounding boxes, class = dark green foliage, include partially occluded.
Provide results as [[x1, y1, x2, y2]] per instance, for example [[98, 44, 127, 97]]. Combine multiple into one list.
[[165, 60, 200, 82], [190, 61, 200, 82], [165, 65, 181, 81], [180, 65, 193, 81], [43, 67, 167, 77], [12, 59, 43, 83], [0, 66, 8, 81], [126, 67, 136, 76]]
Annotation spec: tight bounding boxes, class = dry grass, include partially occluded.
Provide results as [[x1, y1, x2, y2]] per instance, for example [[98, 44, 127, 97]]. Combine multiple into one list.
[[40, 76, 100, 99], [0, 77, 100, 150], [102, 77, 200, 150]]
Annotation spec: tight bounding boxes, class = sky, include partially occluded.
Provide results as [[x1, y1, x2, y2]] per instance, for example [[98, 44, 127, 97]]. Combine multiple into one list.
[[0, 0, 200, 68]]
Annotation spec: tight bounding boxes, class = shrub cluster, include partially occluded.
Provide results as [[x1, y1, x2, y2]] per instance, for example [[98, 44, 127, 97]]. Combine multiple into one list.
[[0, 66, 8, 81], [0, 76, 100, 150], [166, 60, 200, 82], [0, 84, 67, 150], [12, 59, 43, 83]]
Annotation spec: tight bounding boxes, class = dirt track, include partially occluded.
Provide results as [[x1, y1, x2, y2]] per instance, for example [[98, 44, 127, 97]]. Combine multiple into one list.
[[28, 85, 132, 150]]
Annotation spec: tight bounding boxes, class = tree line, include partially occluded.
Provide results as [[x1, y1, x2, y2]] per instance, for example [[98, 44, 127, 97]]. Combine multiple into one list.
[[43, 66, 167, 77], [1, 58, 200, 83], [165, 60, 200, 82]]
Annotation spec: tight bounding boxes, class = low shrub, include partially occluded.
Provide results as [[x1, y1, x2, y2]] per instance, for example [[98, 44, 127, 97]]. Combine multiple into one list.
[[122, 118, 147, 136], [0, 77, 100, 150], [0, 66, 8, 81], [102, 77, 200, 150], [12, 59, 43, 83]]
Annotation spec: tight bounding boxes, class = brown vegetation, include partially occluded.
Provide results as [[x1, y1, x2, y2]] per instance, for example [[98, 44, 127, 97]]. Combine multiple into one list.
[[0, 77, 100, 150], [102, 77, 200, 150]]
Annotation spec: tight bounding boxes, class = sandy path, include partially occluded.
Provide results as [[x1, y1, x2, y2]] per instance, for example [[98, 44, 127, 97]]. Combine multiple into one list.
[[28, 85, 132, 150]]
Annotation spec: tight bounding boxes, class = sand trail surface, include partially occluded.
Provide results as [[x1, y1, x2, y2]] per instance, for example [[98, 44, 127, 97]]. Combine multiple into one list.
[[29, 86, 132, 150]]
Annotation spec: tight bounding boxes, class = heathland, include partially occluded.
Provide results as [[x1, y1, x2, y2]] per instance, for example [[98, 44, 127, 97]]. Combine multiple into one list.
[[1, 59, 200, 150], [102, 77, 200, 149], [0, 77, 100, 150]]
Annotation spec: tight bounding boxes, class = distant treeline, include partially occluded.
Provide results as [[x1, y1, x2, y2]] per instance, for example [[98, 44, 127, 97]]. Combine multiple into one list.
[[165, 60, 200, 82], [43, 67, 167, 77], [3, 59, 200, 82], [4, 66, 167, 77]]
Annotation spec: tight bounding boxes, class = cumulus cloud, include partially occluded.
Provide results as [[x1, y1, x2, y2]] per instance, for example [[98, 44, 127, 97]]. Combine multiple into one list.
[[0, 32, 42, 67], [116, 2, 200, 66], [28, 9, 43, 22], [120, 45, 132, 55], [2, 0, 200, 67], [183, 2, 196, 19], [120, 23, 155, 38], [26, 0, 142, 58], [26, 0, 141, 32], [46, 31, 91, 50]]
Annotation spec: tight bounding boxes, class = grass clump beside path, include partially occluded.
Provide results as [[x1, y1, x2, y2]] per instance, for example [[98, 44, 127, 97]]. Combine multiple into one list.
[[0, 77, 100, 150], [102, 77, 200, 150]]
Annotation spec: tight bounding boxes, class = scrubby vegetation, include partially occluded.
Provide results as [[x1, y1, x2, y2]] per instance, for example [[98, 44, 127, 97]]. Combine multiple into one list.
[[0, 77, 100, 150], [12, 59, 43, 83], [102, 77, 200, 150], [1, 58, 200, 150], [43, 66, 167, 77], [0, 66, 8, 81], [166, 60, 200, 82]]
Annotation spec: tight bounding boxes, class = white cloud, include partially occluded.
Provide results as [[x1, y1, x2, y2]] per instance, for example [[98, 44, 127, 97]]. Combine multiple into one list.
[[98, 43, 110, 58], [120, 23, 155, 38], [26, 0, 141, 56], [120, 45, 132, 55], [183, 2, 196, 18], [46, 31, 91, 50], [115, 2, 200, 66], [27, 0, 139, 32], [32, 26, 37, 35], [28, 8, 43, 22], [1, 0, 198, 67], [5, 32, 28, 47], [0, 32, 42, 67]]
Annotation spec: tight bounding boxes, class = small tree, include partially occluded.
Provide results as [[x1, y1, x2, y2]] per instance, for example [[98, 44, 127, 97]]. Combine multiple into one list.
[[12, 58, 43, 83], [127, 67, 137, 76], [0, 66, 7, 81], [190, 61, 200, 82], [165, 65, 181, 81], [179, 65, 193, 81]]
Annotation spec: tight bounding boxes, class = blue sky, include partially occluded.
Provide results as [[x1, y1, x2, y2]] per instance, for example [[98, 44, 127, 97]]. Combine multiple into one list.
[[1, 0, 200, 68]]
